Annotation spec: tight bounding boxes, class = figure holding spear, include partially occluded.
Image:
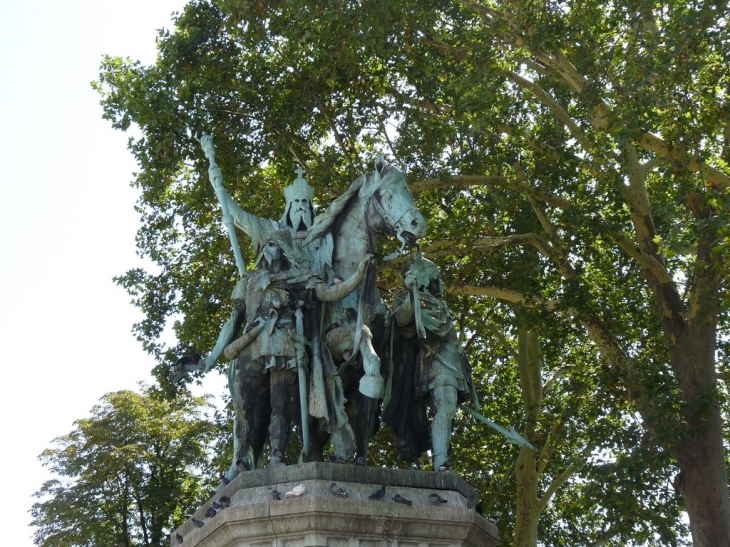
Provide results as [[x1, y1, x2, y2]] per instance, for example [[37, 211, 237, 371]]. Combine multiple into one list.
[[174, 134, 322, 479]]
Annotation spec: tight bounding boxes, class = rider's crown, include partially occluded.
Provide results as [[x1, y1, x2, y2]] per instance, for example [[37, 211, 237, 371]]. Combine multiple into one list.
[[284, 166, 315, 203]]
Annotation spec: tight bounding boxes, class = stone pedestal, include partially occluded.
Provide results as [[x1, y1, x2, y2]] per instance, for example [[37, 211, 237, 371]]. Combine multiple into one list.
[[172, 463, 497, 547]]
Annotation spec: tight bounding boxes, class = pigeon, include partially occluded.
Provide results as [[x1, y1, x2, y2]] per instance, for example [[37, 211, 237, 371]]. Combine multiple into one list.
[[330, 482, 348, 497], [355, 456, 366, 467], [236, 458, 250, 473], [437, 460, 453, 472], [487, 513, 501, 524], [284, 483, 306, 498], [205, 507, 217, 519], [219, 495, 231, 508], [220, 474, 231, 485], [270, 449, 286, 468], [467, 494, 478, 509], [191, 517, 204, 528], [428, 493, 448, 505], [268, 487, 282, 501], [176, 533, 184, 544], [368, 485, 386, 500], [393, 494, 413, 505], [211, 501, 224, 511]]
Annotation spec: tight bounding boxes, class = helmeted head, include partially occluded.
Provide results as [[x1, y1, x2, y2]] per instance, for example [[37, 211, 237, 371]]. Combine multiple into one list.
[[282, 167, 315, 232], [254, 229, 309, 270], [402, 253, 443, 296]]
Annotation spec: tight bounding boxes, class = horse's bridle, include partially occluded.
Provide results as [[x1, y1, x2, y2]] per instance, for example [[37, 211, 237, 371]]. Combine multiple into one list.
[[361, 177, 417, 261]]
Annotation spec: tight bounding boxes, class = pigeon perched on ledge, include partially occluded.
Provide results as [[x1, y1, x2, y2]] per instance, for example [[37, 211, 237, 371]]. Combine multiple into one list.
[[284, 484, 306, 498], [191, 518, 204, 528], [437, 460, 453, 472], [369, 485, 386, 500], [205, 507, 216, 518], [428, 493, 448, 505], [330, 483, 348, 497], [393, 494, 413, 505]]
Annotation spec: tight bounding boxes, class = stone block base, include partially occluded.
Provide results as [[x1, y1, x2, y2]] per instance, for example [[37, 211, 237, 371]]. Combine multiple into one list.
[[172, 463, 497, 547]]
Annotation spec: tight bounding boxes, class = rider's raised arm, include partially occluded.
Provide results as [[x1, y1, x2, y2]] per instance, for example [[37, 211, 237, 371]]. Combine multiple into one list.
[[226, 195, 278, 250], [201, 134, 277, 251], [207, 164, 276, 246]]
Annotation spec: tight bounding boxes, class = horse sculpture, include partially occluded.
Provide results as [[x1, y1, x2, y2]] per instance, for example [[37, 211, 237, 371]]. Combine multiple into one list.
[[303, 155, 427, 463]]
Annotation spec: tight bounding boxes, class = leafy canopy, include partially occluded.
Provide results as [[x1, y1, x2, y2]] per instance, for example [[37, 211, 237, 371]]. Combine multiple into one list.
[[31, 386, 219, 547]]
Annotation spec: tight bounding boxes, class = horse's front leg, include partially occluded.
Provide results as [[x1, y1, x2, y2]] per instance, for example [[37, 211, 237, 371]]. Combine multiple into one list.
[[357, 325, 384, 399]]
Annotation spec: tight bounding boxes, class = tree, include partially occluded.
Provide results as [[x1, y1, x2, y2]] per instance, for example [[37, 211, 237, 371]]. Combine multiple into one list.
[[30, 386, 219, 547], [94, 0, 729, 545]]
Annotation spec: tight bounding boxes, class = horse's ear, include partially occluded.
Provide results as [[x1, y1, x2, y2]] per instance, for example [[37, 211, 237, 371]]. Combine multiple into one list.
[[374, 153, 386, 180]]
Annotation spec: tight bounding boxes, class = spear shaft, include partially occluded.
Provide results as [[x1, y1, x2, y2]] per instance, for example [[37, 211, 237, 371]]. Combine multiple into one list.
[[199, 133, 246, 276]]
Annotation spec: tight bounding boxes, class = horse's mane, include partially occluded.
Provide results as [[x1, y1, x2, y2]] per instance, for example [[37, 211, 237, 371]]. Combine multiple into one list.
[[304, 172, 367, 246], [304, 164, 404, 246]]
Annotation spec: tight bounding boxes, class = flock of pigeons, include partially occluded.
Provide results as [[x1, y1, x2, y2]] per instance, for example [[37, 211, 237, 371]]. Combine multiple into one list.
[[176, 495, 231, 544], [176, 481, 497, 544], [265, 482, 440, 505]]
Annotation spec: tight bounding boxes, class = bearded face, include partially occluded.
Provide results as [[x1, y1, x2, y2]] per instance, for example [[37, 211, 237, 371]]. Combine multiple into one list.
[[287, 198, 314, 232]]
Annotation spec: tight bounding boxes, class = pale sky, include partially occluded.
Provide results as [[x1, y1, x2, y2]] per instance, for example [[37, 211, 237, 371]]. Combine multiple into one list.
[[0, 2, 226, 545]]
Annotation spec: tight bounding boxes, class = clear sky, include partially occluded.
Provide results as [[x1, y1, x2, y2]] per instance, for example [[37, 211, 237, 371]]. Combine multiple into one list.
[[0, 2, 225, 545]]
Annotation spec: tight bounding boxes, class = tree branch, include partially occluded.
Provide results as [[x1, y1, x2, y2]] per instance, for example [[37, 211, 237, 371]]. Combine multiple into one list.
[[410, 174, 573, 210], [425, 233, 551, 255], [446, 284, 560, 309], [512, 162, 557, 239], [588, 523, 624, 547], [537, 460, 578, 515], [610, 231, 674, 285], [457, 0, 730, 189], [499, 69, 596, 155], [482, 322, 519, 360], [637, 132, 730, 189]]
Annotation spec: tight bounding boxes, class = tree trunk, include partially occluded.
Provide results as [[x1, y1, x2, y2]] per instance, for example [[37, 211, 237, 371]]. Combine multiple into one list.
[[514, 329, 541, 547], [671, 324, 730, 547], [514, 445, 540, 547]]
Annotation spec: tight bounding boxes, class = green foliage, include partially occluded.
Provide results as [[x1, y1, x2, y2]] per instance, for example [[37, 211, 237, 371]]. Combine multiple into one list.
[[95, 0, 729, 545], [30, 386, 220, 547]]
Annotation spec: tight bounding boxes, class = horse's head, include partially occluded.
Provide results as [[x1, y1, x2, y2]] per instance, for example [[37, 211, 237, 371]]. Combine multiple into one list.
[[361, 156, 427, 258]]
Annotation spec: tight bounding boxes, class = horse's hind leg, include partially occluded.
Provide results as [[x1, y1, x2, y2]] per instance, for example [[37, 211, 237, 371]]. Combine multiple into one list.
[[344, 384, 378, 465], [304, 423, 329, 462]]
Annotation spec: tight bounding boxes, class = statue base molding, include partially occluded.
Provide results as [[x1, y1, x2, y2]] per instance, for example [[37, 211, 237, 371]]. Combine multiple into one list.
[[172, 463, 497, 547]]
